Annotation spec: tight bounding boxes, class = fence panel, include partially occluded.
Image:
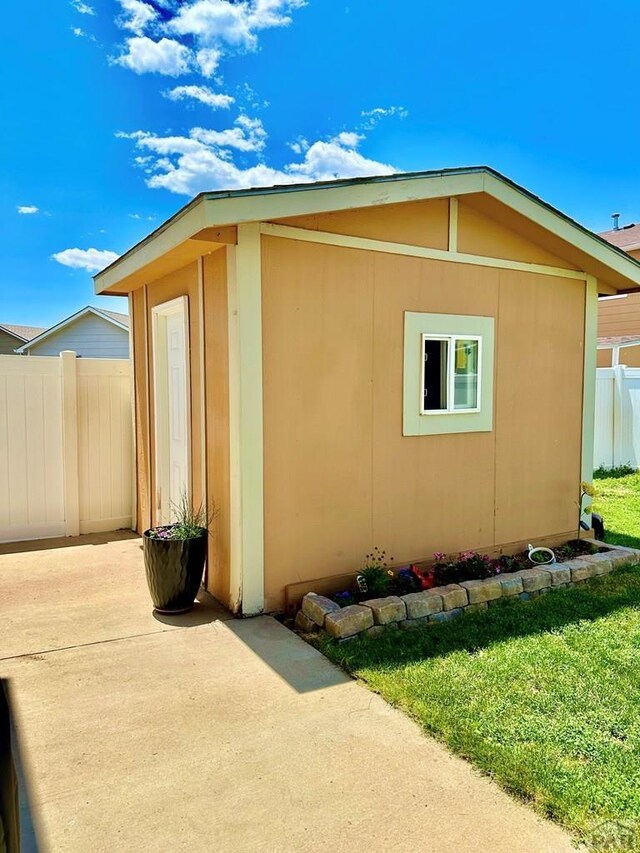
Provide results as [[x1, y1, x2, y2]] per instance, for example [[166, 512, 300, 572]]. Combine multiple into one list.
[[0, 357, 65, 541], [0, 353, 132, 543], [594, 368, 615, 470], [77, 359, 132, 534], [594, 366, 640, 470]]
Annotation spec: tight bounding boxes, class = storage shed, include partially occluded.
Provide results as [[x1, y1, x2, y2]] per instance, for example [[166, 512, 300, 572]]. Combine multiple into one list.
[[94, 167, 640, 615]]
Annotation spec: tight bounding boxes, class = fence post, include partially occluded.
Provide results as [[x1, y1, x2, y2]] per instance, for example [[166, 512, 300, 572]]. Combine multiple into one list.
[[60, 351, 80, 536], [612, 365, 625, 468]]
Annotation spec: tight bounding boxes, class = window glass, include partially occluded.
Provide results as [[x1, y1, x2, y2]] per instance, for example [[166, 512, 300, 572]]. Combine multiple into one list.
[[423, 338, 448, 410], [453, 339, 479, 410]]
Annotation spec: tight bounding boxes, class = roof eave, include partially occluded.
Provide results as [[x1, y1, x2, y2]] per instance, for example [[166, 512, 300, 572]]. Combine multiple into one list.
[[94, 166, 640, 295]]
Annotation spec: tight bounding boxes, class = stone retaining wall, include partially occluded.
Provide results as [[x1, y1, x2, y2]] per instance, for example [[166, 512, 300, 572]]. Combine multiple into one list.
[[295, 544, 640, 641]]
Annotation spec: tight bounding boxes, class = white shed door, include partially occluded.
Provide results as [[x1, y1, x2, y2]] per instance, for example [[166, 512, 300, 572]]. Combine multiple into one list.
[[166, 310, 188, 518], [153, 297, 190, 525]]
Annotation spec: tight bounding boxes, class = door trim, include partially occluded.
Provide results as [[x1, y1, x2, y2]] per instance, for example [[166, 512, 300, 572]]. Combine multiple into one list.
[[151, 295, 191, 525]]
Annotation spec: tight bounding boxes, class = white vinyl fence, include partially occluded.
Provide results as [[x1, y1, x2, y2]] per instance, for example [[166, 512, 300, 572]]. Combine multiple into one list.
[[0, 352, 132, 543], [594, 366, 640, 470]]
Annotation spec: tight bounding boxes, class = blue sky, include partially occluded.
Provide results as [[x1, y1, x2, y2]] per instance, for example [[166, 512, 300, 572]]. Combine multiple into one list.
[[2, 0, 640, 326]]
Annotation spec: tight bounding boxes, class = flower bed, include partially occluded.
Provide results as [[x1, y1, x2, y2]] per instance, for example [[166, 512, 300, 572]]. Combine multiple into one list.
[[330, 539, 607, 608], [294, 540, 640, 641]]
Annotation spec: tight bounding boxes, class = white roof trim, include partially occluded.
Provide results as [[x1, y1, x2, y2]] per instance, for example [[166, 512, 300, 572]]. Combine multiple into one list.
[[94, 167, 640, 294], [16, 306, 129, 353]]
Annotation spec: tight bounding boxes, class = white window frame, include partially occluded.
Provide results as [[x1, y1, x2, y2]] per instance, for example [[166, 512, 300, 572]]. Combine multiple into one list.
[[420, 333, 482, 415], [403, 312, 494, 437]]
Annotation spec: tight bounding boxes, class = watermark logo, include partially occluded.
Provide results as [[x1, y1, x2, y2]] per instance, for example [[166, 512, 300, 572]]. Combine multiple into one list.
[[585, 818, 639, 851]]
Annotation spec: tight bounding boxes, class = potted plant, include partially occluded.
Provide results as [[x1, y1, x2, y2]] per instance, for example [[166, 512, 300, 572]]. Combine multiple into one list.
[[143, 495, 212, 614]]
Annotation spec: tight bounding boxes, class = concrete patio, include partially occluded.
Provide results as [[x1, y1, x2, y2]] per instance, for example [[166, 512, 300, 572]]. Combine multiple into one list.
[[0, 532, 578, 852]]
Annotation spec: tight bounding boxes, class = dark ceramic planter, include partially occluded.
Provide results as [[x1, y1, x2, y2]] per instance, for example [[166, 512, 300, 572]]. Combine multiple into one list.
[[143, 527, 208, 613]]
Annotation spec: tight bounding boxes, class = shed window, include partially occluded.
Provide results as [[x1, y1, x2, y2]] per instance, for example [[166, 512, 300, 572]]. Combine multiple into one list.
[[404, 312, 494, 436], [421, 335, 481, 414]]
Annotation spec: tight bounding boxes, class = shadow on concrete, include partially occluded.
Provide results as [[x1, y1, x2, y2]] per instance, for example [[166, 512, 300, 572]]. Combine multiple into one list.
[[1, 680, 40, 852], [225, 615, 350, 694], [0, 530, 139, 557], [152, 589, 232, 628]]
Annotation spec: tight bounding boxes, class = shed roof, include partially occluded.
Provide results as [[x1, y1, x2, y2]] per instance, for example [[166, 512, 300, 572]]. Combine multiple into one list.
[[93, 166, 640, 296]]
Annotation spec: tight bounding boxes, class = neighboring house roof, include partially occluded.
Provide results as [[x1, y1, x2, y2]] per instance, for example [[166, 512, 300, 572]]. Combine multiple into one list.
[[599, 223, 640, 251], [0, 322, 46, 342], [16, 306, 129, 353], [597, 335, 640, 348], [97, 308, 129, 328], [93, 166, 640, 297]]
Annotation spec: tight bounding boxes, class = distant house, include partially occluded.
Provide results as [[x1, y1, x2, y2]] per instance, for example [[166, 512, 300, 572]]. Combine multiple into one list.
[[16, 306, 129, 358], [598, 223, 640, 366], [0, 323, 45, 355]]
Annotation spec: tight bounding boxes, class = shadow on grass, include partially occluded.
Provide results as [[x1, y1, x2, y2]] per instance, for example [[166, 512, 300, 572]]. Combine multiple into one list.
[[604, 530, 640, 550], [322, 565, 640, 670], [594, 465, 638, 480]]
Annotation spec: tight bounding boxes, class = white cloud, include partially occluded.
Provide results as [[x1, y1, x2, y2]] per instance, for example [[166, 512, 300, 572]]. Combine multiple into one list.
[[331, 131, 364, 147], [52, 248, 120, 273], [164, 85, 234, 109], [287, 136, 309, 155], [71, 0, 95, 14], [192, 115, 267, 151], [116, 0, 158, 35], [17, 205, 39, 215], [119, 122, 394, 196], [168, 0, 305, 51], [360, 106, 408, 130], [112, 1, 305, 80], [114, 36, 192, 76], [71, 26, 96, 40], [286, 139, 392, 182], [196, 47, 221, 77]]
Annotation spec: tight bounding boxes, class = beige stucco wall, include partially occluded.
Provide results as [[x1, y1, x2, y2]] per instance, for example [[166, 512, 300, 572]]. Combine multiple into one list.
[[261, 229, 585, 611], [456, 199, 577, 268], [276, 197, 450, 249]]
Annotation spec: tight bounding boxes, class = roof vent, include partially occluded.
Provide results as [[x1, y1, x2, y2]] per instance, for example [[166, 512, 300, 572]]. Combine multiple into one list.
[[612, 212, 620, 231]]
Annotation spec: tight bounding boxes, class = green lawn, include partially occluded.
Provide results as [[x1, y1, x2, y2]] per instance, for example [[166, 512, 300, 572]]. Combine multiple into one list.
[[320, 566, 640, 850], [594, 468, 640, 549]]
